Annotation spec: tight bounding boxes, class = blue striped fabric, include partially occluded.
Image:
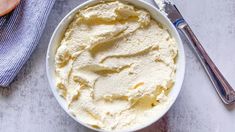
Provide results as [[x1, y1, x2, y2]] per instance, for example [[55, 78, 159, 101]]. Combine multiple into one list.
[[0, 0, 55, 87]]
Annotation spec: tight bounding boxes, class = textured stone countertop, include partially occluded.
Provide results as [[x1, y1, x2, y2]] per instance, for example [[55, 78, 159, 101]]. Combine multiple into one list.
[[1, 0, 235, 132]]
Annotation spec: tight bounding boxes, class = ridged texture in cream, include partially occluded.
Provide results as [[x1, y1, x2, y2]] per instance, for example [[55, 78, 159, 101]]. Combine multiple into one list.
[[55, 1, 178, 131]]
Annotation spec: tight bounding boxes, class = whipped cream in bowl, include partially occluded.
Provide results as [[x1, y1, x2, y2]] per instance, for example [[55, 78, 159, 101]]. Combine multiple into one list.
[[46, 0, 185, 131]]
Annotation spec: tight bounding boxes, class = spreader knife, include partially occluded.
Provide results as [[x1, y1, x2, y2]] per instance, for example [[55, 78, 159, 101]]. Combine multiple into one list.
[[155, 0, 235, 104]]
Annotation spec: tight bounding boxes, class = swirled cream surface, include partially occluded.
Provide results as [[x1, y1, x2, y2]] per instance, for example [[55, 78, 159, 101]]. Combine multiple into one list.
[[55, 1, 178, 131]]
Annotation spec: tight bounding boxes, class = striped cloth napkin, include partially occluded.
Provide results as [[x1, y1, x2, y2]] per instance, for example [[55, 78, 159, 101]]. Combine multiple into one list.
[[0, 0, 55, 87]]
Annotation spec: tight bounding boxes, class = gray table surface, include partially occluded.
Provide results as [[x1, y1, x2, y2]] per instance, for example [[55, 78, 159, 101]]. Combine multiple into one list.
[[1, 0, 235, 132]]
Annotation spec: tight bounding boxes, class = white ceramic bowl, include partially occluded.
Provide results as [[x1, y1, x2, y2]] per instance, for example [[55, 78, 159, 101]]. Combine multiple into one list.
[[46, 0, 185, 131]]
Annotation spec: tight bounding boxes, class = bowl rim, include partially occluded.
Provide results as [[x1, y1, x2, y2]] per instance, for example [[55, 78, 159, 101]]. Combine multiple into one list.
[[46, 0, 185, 132]]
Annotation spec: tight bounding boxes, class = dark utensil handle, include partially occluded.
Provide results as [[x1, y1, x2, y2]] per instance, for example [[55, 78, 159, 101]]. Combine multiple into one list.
[[177, 20, 235, 104]]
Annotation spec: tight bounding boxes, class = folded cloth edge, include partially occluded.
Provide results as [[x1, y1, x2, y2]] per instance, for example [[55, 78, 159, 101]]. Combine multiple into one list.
[[0, 0, 56, 87]]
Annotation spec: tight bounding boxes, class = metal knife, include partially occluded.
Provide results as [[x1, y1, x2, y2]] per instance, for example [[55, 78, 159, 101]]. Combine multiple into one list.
[[154, 0, 235, 104]]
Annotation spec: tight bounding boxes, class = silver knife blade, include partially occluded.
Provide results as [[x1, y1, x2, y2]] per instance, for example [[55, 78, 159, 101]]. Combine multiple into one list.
[[154, 0, 186, 27], [163, 1, 185, 26]]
